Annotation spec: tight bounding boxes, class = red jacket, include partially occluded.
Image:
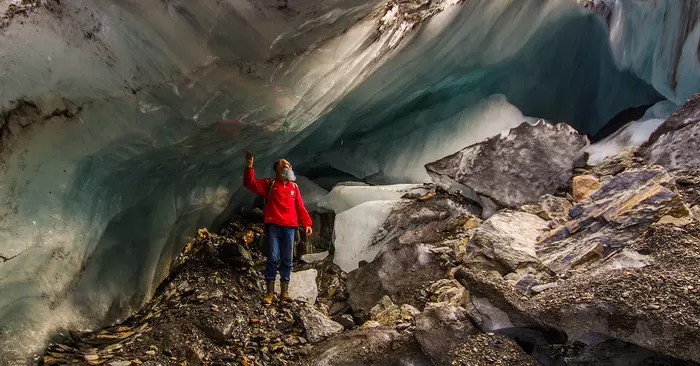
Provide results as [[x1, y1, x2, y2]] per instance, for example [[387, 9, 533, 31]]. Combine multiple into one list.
[[244, 167, 313, 228]]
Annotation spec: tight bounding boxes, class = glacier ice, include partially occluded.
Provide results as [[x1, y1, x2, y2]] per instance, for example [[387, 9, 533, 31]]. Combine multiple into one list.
[[0, 0, 696, 361], [317, 184, 429, 214], [606, 0, 700, 104], [332, 200, 407, 273], [293, 176, 329, 213], [586, 100, 678, 164]]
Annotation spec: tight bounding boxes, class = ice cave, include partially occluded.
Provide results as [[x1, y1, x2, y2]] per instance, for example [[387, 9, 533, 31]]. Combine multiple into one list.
[[1, 0, 699, 364]]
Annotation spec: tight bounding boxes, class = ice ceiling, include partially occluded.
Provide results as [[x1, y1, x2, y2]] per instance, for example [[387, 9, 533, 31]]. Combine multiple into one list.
[[0, 0, 698, 361]]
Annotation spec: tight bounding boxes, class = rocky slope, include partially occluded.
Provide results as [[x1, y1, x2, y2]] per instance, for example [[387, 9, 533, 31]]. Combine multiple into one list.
[[40, 94, 700, 366]]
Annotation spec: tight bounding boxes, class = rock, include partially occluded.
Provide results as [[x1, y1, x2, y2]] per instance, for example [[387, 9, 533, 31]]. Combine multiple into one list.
[[521, 194, 572, 225], [360, 320, 381, 329], [328, 302, 350, 317], [537, 166, 690, 274], [642, 93, 700, 171], [513, 274, 540, 295], [298, 306, 344, 343], [369, 296, 401, 325], [303, 325, 431, 365], [565, 338, 700, 366], [197, 314, 234, 343], [530, 282, 558, 294], [572, 175, 601, 202], [447, 333, 540, 366], [465, 211, 549, 273], [400, 304, 421, 321], [426, 121, 589, 209], [218, 243, 254, 267], [335, 314, 355, 330], [300, 251, 329, 264], [415, 302, 476, 364], [275, 269, 318, 304]]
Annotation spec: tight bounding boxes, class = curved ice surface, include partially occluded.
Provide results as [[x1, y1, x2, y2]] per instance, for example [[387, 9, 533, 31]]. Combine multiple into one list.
[[606, 0, 700, 104], [317, 184, 429, 214], [587, 100, 679, 164], [0, 0, 693, 361]]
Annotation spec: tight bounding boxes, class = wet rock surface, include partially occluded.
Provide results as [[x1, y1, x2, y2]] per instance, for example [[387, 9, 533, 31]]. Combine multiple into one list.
[[425, 121, 589, 209]]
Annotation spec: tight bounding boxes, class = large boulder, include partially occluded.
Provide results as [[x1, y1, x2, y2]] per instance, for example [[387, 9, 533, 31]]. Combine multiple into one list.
[[537, 166, 689, 274], [425, 121, 589, 210], [455, 220, 700, 363], [466, 211, 549, 273], [346, 194, 476, 319], [298, 306, 344, 343], [302, 325, 432, 366], [414, 302, 476, 364], [642, 93, 700, 171]]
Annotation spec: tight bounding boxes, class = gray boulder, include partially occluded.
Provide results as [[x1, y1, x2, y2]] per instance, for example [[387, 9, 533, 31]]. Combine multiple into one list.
[[302, 325, 432, 366], [642, 93, 700, 171], [298, 306, 344, 343], [425, 121, 588, 210], [346, 194, 475, 320], [415, 303, 476, 364], [466, 211, 549, 273]]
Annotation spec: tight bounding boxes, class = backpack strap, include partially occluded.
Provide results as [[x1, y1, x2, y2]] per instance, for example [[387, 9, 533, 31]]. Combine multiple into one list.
[[263, 178, 275, 207]]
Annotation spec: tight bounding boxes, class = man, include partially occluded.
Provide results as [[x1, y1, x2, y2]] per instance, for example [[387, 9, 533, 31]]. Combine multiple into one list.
[[243, 152, 313, 304]]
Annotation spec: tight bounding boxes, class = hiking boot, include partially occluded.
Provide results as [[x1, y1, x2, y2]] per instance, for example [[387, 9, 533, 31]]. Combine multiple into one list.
[[280, 281, 293, 302], [262, 280, 276, 305]]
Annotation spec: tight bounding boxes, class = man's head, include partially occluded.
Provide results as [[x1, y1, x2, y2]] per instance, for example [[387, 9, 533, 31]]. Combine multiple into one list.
[[273, 159, 293, 180]]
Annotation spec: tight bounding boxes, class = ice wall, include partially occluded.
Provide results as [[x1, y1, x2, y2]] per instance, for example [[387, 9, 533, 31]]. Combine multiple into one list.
[[289, 0, 662, 183], [0, 0, 690, 362], [607, 0, 700, 104]]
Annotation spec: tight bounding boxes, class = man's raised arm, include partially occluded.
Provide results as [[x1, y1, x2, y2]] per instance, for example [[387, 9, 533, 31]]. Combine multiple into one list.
[[243, 152, 269, 197]]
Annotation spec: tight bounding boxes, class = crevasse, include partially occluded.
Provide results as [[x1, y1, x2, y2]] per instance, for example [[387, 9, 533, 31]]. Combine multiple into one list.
[[0, 0, 696, 362]]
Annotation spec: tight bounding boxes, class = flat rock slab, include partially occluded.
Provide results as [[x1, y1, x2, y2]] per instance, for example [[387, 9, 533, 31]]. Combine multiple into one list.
[[276, 269, 318, 304], [467, 211, 549, 273], [537, 166, 688, 274], [426, 121, 588, 209]]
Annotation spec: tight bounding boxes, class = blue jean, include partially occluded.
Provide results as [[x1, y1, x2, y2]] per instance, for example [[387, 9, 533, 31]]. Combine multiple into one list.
[[264, 224, 295, 282]]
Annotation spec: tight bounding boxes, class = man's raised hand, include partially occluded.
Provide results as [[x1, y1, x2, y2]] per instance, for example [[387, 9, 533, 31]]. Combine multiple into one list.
[[245, 151, 254, 167]]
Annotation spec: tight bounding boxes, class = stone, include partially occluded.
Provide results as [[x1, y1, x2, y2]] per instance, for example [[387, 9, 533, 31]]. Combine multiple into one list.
[[335, 314, 355, 330], [566, 338, 700, 366], [196, 314, 234, 343], [521, 194, 573, 225], [303, 326, 431, 365], [275, 269, 318, 304], [642, 93, 700, 171], [447, 333, 540, 366], [425, 121, 589, 209], [530, 282, 558, 294], [513, 274, 540, 295], [347, 242, 446, 322], [298, 306, 344, 343], [537, 166, 690, 274], [572, 175, 601, 202], [415, 302, 476, 364], [465, 211, 549, 273], [369, 296, 401, 325], [399, 304, 421, 321], [300, 251, 329, 264]]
